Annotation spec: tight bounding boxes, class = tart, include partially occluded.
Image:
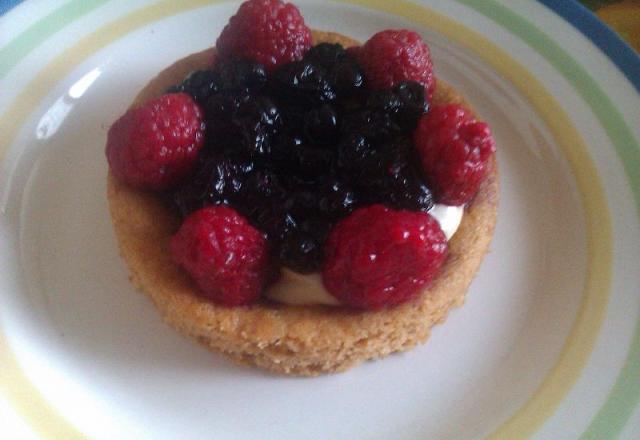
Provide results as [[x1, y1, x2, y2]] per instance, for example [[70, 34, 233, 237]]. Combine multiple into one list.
[[106, 3, 498, 376]]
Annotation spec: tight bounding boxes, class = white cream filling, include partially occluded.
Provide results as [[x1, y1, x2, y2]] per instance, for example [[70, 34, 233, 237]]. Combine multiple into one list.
[[265, 269, 341, 306], [265, 204, 464, 306], [427, 203, 464, 241]]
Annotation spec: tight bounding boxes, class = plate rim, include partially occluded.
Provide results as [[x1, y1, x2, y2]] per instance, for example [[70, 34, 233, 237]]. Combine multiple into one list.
[[0, 0, 638, 438]]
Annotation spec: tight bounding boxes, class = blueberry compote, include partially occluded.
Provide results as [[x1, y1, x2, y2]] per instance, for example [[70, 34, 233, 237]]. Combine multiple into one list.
[[169, 43, 433, 273]]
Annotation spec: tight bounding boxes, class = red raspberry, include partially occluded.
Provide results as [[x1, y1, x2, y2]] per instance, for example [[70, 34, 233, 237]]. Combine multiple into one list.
[[322, 205, 447, 310], [106, 93, 204, 191], [216, 0, 312, 71], [414, 104, 496, 205], [356, 29, 435, 100], [170, 206, 270, 306]]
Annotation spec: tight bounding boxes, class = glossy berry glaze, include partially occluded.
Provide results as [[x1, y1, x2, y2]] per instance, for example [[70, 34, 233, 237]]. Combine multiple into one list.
[[168, 43, 435, 274]]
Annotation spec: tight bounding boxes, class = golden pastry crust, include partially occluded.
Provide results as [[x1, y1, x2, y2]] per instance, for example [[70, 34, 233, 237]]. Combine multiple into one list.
[[106, 31, 499, 376]]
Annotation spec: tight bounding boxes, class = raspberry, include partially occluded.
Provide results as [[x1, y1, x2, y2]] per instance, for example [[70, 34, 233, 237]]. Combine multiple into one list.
[[414, 104, 496, 205], [355, 30, 435, 101], [170, 206, 270, 306], [322, 205, 447, 310], [216, 0, 312, 71], [106, 93, 204, 191]]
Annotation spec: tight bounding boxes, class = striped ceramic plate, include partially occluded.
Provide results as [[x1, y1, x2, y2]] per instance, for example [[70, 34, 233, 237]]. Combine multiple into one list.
[[1, 1, 639, 438]]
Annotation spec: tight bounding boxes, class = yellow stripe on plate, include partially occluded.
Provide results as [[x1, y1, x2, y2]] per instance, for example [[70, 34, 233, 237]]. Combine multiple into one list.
[[0, 0, 612, 438], [0, 335, 85, 439]]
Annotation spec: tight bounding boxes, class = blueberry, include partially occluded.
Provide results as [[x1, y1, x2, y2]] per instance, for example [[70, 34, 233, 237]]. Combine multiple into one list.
[[172, 154, 253, 217], [354, 142, 433, 212], [204, 93, 244, 139], [366, 89, 402, 113], [367, 111, 403, 142], [253, 205, 298, 241], [318, 179, 356, 218], [329, 60, 365, 97], [304, 43, 346, 67], [394, 81, 428, 130], [304, 104, 338, 144], [277, 230, 324, 273], [271, 133, 304, 163], [235, 170, 286, 219], [246, 169, 285, 200], [337, 133, 373, 170], [279, 105, 307, 132], [341, 110, 401, 144], [292, 145, 334, 180], [218, 59, 267, 93], [284, 189, 317, 218], [273, 61, 337, 105], [395, 81, 428, 111], [179, 70, 222, 104], [384, 161, 433, 212], [237, 126, 271, 157], [231, 96, 281, 158], [165, 70, 222, 103], [236, 96, 280, 126], [276, 217, 333, 272]]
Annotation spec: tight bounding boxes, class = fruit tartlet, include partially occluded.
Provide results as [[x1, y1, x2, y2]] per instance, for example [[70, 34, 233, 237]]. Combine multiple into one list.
[[106, 0, 498, 375]]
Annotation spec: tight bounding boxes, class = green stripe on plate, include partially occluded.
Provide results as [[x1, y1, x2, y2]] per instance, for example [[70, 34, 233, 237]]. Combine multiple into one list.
[[0, 0, 108, 80], [461, 1, 640, 438], [583, 326, 640, 437]]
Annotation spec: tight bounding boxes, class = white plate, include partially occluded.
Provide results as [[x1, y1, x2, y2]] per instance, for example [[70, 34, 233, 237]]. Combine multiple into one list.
[[1, 1, 639, 438]]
